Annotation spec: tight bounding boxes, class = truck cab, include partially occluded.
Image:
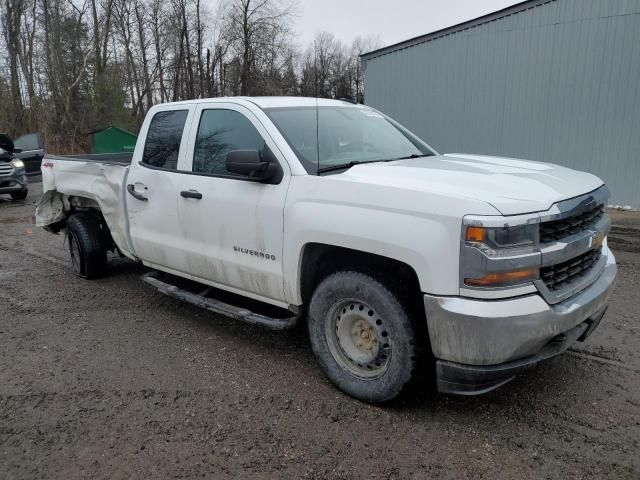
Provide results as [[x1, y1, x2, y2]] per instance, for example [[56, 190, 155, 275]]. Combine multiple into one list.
[[36, 97, 617, 403]]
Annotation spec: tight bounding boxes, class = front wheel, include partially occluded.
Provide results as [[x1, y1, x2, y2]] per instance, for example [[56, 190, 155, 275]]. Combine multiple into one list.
[[308, 271, 420, 403]]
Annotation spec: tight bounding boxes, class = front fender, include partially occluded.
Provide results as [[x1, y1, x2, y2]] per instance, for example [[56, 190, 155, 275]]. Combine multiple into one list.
[[282, 176, 499, 305]]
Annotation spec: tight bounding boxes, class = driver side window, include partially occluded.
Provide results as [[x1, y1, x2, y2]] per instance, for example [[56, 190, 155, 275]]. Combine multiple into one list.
[[193, 109, 265, 176]]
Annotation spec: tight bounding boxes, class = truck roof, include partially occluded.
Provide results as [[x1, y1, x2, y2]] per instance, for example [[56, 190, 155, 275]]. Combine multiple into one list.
[[151, 96, 362, 110], [240, 97, 359, 109]]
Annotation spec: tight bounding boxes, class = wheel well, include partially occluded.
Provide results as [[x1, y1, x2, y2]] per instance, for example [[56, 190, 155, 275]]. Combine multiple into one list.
[[299, 243, 422, 308], [67, 207, 116, 253], [44, 194, 117, 252], [43, 195, 101, 234]]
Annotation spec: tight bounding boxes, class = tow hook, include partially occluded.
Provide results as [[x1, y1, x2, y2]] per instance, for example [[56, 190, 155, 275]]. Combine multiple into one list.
[[578, 306, 608, 342]]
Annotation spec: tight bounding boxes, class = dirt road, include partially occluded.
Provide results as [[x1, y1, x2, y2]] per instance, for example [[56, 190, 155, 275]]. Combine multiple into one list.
[[1, 182, 639, 479]]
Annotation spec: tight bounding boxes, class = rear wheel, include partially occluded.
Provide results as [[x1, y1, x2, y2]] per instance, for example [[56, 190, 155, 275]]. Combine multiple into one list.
[[10, 188, 28, 201], [308, 271, 421, 403], [66, 213, 108, 279]]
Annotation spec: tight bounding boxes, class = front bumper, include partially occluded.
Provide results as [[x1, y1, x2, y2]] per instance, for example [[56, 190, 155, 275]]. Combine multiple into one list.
[[0, 174, 28, 193], [424, 247, 617, 395]]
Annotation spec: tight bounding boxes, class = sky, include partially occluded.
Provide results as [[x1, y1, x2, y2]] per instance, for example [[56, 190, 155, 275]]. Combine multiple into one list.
[[294, 0, 522, 50]]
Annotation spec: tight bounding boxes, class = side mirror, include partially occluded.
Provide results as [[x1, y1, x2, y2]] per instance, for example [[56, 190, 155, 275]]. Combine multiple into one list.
[[226, 147, 282, 184]]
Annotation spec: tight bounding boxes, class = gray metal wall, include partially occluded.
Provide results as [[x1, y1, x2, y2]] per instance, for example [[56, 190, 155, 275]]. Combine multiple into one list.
[[362, 0, 640, 207]]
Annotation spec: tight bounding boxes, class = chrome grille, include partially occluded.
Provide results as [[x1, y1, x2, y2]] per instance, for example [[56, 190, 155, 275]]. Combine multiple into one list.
[[0, 162, 14, 176], [540, 247, 602, 291], [539, 204, 605, 243]]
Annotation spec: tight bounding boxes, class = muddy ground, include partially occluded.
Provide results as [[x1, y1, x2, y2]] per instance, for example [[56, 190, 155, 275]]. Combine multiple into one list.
[[1, 182, 639, 479]]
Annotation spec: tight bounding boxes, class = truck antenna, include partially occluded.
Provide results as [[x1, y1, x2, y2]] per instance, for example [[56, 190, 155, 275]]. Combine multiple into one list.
[[314, 40, 320, 174]]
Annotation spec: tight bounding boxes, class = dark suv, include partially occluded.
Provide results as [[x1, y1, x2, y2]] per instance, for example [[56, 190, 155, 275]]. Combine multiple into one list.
[[0, 133, 29, 200]]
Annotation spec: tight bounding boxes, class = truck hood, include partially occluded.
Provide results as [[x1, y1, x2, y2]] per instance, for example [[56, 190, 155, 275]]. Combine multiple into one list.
[[343, 154, 604, 215]]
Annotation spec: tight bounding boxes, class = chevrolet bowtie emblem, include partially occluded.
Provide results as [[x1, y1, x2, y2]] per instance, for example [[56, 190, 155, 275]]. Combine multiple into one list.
[[591, 231, 605, 249]]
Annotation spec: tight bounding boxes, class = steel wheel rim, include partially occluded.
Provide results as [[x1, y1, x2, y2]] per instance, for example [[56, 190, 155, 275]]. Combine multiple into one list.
[[325, 300, 391, 379], [69, 232, 82, 275]]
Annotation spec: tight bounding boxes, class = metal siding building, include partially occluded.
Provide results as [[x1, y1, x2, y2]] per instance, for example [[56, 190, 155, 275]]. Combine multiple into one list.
[[361, 0, 640, 207]]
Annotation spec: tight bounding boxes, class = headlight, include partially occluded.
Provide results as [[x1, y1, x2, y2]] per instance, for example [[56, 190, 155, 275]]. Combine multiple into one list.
[[462, 223, 540, 289], [11, 159, 25, 170], [465, 224, 538, 252]]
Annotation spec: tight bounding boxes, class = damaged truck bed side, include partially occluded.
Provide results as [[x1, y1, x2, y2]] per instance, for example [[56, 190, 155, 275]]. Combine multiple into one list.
[[38, 153, 133, 257], [36, 97, 617, 403]]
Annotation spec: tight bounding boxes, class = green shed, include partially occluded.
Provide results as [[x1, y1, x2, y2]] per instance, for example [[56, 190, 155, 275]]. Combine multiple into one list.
[[88, 126, 138, 154]]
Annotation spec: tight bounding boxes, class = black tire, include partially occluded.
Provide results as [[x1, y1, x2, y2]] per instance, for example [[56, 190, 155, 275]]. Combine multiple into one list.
[[10, 189, 28, 201], [308, 271, 420, 403], [66, 213, 108, 279]]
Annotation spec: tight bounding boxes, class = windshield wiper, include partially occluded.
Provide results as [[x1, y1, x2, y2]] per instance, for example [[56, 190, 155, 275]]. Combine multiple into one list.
[[385, 153, 429, 162], [316, 160, 385, 174], [316, 154, 430, 174]]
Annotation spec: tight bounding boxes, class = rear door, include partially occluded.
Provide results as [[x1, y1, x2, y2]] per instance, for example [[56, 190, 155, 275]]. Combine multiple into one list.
[[176, 102, 291, 304], [126, 105, 197, 272]]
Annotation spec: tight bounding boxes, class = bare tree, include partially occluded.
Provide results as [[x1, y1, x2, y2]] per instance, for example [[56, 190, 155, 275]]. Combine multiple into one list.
[[17, 0, 38, 121], [90, 0, 113, 76], [149, 0, 167, 102], [350, 34, 382, 103], [223, 0, 296, 95], [1, 0, 26, 133], [133, 0, 152, 111], [0, 0, 378, 153]]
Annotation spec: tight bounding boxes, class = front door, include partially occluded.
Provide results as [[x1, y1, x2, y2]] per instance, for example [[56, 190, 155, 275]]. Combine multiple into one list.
[[176, 102, 291, 304]]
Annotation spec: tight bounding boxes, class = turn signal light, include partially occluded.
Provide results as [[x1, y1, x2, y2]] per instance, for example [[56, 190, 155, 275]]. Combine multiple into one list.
[[465, 226, 485, 243], [464, 268, 539, 287]]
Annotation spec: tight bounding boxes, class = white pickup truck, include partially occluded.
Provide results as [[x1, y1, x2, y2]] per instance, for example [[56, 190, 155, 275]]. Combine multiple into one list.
[[36, 97, 617, 402]]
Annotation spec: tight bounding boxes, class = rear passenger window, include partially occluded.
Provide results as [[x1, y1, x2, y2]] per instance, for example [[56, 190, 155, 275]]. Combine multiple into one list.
[[193, 109, 265, 176], [142, 110, 188, 169]]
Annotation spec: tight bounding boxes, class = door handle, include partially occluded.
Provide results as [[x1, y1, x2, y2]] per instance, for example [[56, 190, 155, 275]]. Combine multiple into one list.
[[127, 183, 148, 202], [180, 190, 203, 200]]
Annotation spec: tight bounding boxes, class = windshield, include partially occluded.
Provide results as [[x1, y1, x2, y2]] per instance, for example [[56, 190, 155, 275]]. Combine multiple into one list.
[[265, 106, 435, 174]]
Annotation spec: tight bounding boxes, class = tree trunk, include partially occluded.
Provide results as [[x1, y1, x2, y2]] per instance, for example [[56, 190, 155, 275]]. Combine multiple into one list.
[[195, 0, 204, 97], [4, 0, 25, 133], [240, 0, 251, 95], [151, 1, 166, 103], [134, 2, 153, 111], [179, 0, 194, 99]]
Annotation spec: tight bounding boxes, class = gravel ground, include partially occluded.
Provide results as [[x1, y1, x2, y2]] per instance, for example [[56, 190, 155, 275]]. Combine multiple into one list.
[[1, 182, 639, 479]]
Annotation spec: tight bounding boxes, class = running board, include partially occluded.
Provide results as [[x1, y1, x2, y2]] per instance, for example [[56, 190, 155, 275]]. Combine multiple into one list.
[[142, 272, 299, 330]]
